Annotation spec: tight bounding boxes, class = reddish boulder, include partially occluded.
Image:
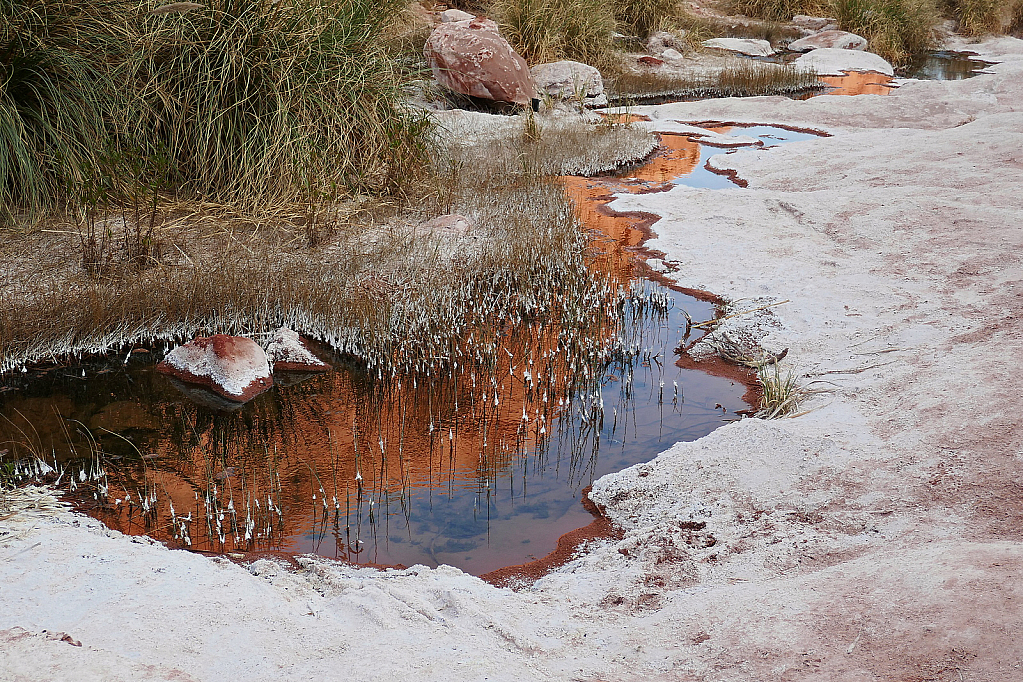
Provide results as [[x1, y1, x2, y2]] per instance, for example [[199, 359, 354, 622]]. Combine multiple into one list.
[[157, 334, 272, 402], [424, 18, 535, 105], [265, 327, 330, 372]]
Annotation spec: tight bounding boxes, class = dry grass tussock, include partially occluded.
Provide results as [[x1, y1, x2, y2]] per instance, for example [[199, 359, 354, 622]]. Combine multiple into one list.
[[942, 0, 1023, 35], [731, 0, 937, 63], [609, 60, 823, 103], [0, 116, 657, 377], [729, 0, 1023, 63], [491, 0, 691, 69]]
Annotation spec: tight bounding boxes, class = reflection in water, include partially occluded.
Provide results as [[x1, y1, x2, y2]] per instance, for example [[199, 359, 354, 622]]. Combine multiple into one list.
[[902, 50, 993, 80], [1, 288, 741, 574], [0, 123, 819, 575], [817, 71, 894, 96]]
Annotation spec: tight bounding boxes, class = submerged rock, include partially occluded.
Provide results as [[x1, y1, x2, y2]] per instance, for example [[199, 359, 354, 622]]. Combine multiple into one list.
[[794, 47, 894, 76], [530, 61, 606, 108], [789, 29, 867, 52], [265, 327, 330, 373], [157, 335, 272, 402], [424, 18, 535, 105], [702, 38, 775, 57]]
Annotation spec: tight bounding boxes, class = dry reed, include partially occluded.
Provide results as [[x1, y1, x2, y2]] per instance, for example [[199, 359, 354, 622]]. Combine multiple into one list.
[[609, 60, 823, 104]]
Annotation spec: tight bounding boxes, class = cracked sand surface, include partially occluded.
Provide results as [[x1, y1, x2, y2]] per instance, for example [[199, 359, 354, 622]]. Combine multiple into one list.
[[3, 36, 1023, 682]]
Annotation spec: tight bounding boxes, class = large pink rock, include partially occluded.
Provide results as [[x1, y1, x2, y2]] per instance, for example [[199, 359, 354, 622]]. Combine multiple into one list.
[[424, 18, 535, 105], [157, 334, 273, 402]]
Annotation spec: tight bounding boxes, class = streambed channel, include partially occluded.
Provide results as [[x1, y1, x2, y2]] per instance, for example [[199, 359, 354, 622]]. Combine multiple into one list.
[[0, 123, 819, 576]]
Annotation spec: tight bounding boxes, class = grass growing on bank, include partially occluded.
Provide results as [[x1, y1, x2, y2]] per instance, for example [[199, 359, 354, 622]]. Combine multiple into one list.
[[943, 0, 1023, 35], [491, 0, 690, 68], [730, 0, 832, 21], [731, 0, 939, 63], [125, 0, 431, 206], [0, 1, 114, 223], [0, 116, 657, 376], [832, 0, 938, 63], [0, 0, 430, 223], [755, 362, 803, 418], [609, 60, 823, 103]]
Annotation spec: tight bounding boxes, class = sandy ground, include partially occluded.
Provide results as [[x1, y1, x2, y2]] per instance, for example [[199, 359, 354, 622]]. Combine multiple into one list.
[[3, 36, 1023, 681]]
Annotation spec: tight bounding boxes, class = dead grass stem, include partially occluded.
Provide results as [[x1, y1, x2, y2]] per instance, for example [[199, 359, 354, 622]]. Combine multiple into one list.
[[609, 60, 823, 104]]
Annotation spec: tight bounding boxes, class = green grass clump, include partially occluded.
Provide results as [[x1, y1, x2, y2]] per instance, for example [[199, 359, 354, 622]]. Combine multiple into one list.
[[943, 0, 1023, 35], [832, 0, 938, 64], [118, 0, 430, 207], [0, 0, 431, 222], [730, 0, 832, 22], [612, 0, 691, 38], [492, 0, 691, 68], [492, 0, 618, 67], [0, 1, 115, 223], [731, 0, 939, 64], [755, 362, 803, 418]]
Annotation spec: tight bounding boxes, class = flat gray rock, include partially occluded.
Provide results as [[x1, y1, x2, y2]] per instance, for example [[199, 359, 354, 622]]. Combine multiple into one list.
[[794, 47, 894, 76], [531, 60, 605, 107], [791, 14, 836, 31], [789, 29, 867, 52], [702, 38, 775, 57]]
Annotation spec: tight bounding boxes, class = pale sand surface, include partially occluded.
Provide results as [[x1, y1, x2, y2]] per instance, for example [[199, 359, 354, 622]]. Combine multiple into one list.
[[2, 36, 1023, 682]]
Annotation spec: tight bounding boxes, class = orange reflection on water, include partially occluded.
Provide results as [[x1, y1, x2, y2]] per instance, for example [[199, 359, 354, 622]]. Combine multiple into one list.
[[561, 128, 731, 276], [819, 71, 894, 96]]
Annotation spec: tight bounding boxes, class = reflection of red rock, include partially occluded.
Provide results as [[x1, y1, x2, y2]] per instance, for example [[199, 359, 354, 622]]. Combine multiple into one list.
[[157, 335, 272, 402], [819, 71, 893, 96], [424, 18, 535, 105]]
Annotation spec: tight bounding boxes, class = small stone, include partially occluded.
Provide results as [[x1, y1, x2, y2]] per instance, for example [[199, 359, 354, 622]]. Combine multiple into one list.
[[660, 48, 685, 63], [702, 38, 775, 57], [638, 55, 665, 66], [788, 30, 867, 52], [417, 214, 475, 236], [440, 8, 474, 22], [791, 15, 836, 31], [645, 30, 679, 56]]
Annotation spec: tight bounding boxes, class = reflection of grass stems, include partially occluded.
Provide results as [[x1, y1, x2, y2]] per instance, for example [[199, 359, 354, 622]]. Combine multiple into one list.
[[609, 62, 822, 105]]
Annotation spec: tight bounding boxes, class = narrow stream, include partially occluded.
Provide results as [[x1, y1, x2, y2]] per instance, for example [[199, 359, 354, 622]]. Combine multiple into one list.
[[0, 123, 820, 576]]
